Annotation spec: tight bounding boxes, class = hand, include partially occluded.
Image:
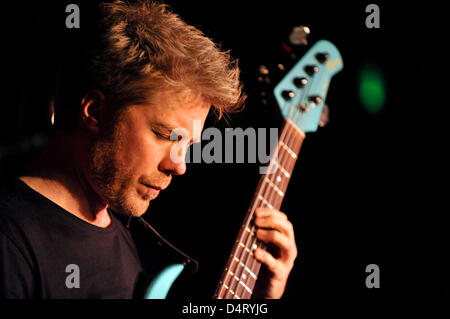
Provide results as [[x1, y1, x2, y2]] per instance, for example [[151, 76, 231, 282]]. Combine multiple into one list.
[[252, 207, 298, 299]]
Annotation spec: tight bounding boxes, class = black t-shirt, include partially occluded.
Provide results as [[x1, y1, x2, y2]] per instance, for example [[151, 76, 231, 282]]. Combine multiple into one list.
[[0, 178, 145, 299]]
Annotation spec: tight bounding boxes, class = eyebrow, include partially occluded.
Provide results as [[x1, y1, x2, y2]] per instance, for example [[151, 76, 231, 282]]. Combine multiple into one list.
[[152, 122, 198, 144]]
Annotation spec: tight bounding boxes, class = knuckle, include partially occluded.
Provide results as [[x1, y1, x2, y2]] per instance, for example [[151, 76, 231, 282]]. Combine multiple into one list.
[[270, 231, 279, 242], [287, 220, 294, 229], [278, 211, 288, 219]]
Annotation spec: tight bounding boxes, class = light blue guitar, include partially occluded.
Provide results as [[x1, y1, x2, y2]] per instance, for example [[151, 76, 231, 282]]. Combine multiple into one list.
[[143, 39, 343, 299]]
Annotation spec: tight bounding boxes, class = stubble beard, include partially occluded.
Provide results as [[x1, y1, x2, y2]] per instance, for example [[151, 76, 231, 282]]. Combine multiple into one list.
[[87, 133, 150, 218]]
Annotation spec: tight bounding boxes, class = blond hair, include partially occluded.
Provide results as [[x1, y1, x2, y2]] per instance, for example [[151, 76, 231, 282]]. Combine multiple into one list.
[[55, 0, 245, 129]]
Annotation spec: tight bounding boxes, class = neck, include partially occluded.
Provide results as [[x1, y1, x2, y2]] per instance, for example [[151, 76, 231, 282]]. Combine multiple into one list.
[[20, 131, 111, 228], [214, 119, 305, 299]]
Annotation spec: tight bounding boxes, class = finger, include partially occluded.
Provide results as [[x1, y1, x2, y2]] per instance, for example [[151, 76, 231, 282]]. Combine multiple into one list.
[[254, 248, 279, 274], [256, 229, 297, 262], [254, 207, 287, 220], [256, 228, 293, 251], [254, 215, 294, 238]]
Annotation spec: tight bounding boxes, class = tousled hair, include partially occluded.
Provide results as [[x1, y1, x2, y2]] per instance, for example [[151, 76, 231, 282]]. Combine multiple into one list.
[[54, 0, 246, 130]]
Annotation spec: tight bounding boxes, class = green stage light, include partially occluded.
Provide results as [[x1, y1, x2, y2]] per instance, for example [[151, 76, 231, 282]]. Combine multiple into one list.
[[359, 63, 386, 114]]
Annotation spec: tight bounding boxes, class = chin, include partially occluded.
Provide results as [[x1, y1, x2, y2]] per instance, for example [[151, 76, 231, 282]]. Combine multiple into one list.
[[109, 194, 150, 217]]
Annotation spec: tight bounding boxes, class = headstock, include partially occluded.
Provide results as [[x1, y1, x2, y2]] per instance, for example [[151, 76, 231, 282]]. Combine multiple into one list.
[[273, 40, 343, 133], [256, 30, 343, 133]]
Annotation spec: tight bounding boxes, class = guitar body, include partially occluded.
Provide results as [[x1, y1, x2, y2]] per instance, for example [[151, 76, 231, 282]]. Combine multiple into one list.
[[144, 263, 185, 299]]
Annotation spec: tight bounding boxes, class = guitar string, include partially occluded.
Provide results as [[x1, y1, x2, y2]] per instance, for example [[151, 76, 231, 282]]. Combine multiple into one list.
[[238, 67, 324, 297], [222, 114, 308, 298], [224, 121, 298, 298], [220, 121, 291, 298], [219, 65, 324, 298], [220, 119, 293, 298], [239, 121, 300, 298], [243, 122, 296, 297], [220, 77, 312, 298]]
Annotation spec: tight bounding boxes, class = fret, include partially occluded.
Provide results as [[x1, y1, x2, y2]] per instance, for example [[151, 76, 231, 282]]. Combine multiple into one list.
[[228, 264, 256, 282], [233, 258, 258, 281], [216, 241, 261, 299], [235, 279, 252, 297], [264, 177, 284, 197], [239, 281, 253, 294], [238, 242, 252, 254], [233, 274, 254, 298], [257, 195, 274, 209], [245, 267, 257, 279], [234, 255, 257, 277], [272, 161, 290, 178], [226, 259, 257, 299], [279, 141, 297, 159], [240, 226, 254, 244], [214, 118, 307, 299], [239, 261, 251, 271], [274, 148, 296, 175], [235, 243, 251, 261]]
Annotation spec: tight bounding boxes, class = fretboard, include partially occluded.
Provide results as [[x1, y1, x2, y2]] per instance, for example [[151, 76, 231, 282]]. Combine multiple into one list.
[[214, 119, 305, 299]]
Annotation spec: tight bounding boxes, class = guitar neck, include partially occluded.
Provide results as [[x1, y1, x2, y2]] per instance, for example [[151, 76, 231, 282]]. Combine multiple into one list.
[[214, 119, 305, 299]]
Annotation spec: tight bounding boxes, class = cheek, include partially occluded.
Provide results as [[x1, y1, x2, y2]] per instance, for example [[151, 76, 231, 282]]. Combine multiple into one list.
[[116, 129, 161, 175]]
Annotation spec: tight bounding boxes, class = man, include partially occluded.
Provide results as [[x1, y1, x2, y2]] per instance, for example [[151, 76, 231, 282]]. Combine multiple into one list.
[[0, 0, 297, 298]]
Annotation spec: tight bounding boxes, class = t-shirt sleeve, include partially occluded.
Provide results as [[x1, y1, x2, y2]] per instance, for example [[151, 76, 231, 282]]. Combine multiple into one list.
[[0, 231, 36, 298]]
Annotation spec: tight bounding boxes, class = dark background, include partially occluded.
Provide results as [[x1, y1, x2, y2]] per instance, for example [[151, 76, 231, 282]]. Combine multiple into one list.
[[0, 0, 447, 301]]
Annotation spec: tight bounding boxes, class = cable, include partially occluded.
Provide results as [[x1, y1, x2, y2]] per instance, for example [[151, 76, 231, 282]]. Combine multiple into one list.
[[136, 216, 199, 274]]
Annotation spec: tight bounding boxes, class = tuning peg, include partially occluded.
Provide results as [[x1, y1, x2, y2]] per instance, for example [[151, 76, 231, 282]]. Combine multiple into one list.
[[277, 63, 286, 72], [289, 26, 310, 46], [304, 65, 319, 77], [282, 90, 295, 101], [315, 52, 329, 64], [319, 104, 330, 127], [293, 77, 308, 88], [259, 65, 269, 75], [308, 95, 322, 106], [257, 76, 271, 86]]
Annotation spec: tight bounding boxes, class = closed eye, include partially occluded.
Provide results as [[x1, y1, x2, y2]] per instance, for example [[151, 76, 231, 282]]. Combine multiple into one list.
[[152, 129, 171, 141], [152, 125, 195, 146]]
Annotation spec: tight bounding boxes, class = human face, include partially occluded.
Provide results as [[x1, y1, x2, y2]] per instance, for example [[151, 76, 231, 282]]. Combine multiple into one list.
[[87, 90, 210, 217]]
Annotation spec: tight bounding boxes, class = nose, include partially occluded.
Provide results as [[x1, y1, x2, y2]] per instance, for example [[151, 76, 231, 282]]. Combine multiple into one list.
[[159, 144, 187, 176]]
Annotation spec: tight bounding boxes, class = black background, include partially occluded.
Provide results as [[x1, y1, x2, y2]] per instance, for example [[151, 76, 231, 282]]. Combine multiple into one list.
[[0, 0, 447, 302]]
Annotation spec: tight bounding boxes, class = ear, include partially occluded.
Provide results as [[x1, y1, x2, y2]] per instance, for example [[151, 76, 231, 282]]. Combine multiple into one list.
[[80, 90, 106, 133]]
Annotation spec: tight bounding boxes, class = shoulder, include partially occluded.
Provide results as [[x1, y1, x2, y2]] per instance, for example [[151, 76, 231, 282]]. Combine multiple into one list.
[[0, 178, 27, 220], [0, 178, 44, 239]]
